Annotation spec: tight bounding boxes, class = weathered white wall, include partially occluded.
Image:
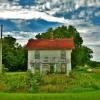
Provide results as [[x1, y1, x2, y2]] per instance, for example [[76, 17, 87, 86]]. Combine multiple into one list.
[[28, 50, 35, 73], [28, 49, 72, 75], [40, 50, 61, 58], [66, 50, 72, 75]]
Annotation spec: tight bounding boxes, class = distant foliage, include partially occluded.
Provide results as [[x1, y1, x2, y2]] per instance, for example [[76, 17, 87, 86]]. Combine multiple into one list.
[[2, 35, 27, 71], [89, 61, 100, 68], [71, 46, 93, 67], [36, 26, 83, 48]]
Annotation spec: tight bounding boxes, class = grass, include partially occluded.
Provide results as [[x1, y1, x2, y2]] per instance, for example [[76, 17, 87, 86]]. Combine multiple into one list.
[[0, 68, 100, 99], [0, 90, 100, 100], [6, 72, 26, 75], [0, 67, 100, 93], [89, 73, 100, 80]]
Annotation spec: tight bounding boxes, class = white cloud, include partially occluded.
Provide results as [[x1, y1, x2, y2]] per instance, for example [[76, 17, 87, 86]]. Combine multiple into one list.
[[95, 11, 100, 16], [46, 8, 60, 15], [1, 0, 99, 14], [79, 11, 85, 17], [0, 8, 69, 23], [0, 0, 99, 23], [3, 31, 38, 46], [76, 24, 100, 46], [77, 25, 100, 34], [2, 32, 13, 36], [88, 45, 100, 61], [0, 0, 9, 3]]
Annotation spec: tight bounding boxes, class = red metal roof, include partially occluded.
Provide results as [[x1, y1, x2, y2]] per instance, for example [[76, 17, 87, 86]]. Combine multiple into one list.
[[26, 38, 74, 50]]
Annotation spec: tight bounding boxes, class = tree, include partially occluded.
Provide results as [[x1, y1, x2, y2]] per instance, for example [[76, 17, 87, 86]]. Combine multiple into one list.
[[2, 35, 27, 71], [71, 46, 93, 67], [35, 25, 93, 68], [36, 25, 83, 47]]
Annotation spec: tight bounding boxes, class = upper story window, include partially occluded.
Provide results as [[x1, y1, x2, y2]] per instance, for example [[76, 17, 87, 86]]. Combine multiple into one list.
[[35, 50, 40, 59], [61, 50, 66, 59], [43, 57, 49, 62]]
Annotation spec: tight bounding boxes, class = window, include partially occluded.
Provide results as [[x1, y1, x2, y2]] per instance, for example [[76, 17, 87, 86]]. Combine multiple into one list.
[[61, 50, 66, 62], [35, 50, 40, 59], [44, 57, 49, 62], [61, 50, 66, 59]]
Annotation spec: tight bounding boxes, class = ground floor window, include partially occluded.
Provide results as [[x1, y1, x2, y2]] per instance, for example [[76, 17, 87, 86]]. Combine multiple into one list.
[[31, 63, 67, 74], [42, 63, 67, 74]]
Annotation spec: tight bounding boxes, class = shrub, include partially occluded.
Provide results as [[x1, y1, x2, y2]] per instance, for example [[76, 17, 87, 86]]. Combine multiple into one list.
[[4, 73, 26, 92], [76, 66, 89, 71], [25, 70, 41, 93], [0, 71, 41, 93]]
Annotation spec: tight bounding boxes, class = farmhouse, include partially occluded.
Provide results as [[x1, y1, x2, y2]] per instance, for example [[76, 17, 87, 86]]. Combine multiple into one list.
[[26, 38, 74, 75]]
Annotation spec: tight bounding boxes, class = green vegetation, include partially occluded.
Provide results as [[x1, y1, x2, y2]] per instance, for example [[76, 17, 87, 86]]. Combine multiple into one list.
[[0, 70, 40, 93], [0, 68, 100, 93], [0, 91, 100, 100], [89, 61, 100, 68], [2, 35, 27, 71]]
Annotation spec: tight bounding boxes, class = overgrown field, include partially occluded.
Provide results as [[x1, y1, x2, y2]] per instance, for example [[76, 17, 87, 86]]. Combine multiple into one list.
[[0, 91, 100, 100], [0, 67, 100, 93]]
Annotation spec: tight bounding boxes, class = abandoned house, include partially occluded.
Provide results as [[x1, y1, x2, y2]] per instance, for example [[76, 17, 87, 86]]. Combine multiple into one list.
[[26, 38, 74, 75]]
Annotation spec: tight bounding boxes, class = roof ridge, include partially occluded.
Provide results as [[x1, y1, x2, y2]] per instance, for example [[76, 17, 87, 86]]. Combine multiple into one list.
[[29, 38, 73, 41]]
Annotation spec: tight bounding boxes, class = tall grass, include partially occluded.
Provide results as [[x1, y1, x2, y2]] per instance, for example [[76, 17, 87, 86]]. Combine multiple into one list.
[[0, 68, 100, 93]]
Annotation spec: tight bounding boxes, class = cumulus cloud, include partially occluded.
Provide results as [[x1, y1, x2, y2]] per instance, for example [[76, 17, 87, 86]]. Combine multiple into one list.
[[0, 8, 69, 23], [76, 23, 100, 61], [76, 24, 100, 45], [95, 11, 100, 16], [88, 45, 100, 61], [3, 31, 38, 45], [0, 0, 99, 23]]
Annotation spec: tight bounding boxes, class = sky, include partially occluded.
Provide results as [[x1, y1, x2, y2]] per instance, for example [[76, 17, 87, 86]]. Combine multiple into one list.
[[0, 0, 100, 61]]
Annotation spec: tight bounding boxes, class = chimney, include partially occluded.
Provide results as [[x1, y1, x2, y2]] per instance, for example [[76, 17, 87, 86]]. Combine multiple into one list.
[[50, 32, 54, 39]]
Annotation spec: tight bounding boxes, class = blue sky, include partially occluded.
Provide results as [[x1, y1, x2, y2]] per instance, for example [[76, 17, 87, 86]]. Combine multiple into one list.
[[0, 0, 100, 61]]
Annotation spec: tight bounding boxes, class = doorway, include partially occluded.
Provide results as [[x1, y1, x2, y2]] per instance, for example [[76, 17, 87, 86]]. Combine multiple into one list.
[[50, 64, 54, 73]]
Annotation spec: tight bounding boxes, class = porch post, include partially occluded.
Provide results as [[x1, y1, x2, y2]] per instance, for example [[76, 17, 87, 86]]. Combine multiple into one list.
[[31, 66, 35, 74], [54, 64, 57, 73], [66, 50, 72, 76], [40, 63, 42, 74], [66, 62, 71, 76]]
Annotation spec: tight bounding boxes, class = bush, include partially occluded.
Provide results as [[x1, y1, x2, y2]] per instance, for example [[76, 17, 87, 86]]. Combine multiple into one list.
[[25, 70, 41, 93], [76, 65, 89, 71], [0, 71, 41, 93], [4, 73, 26, 92]]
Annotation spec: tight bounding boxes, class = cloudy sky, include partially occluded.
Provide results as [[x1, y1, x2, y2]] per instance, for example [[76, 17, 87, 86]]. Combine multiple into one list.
[[0, 0, 100, 61]]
